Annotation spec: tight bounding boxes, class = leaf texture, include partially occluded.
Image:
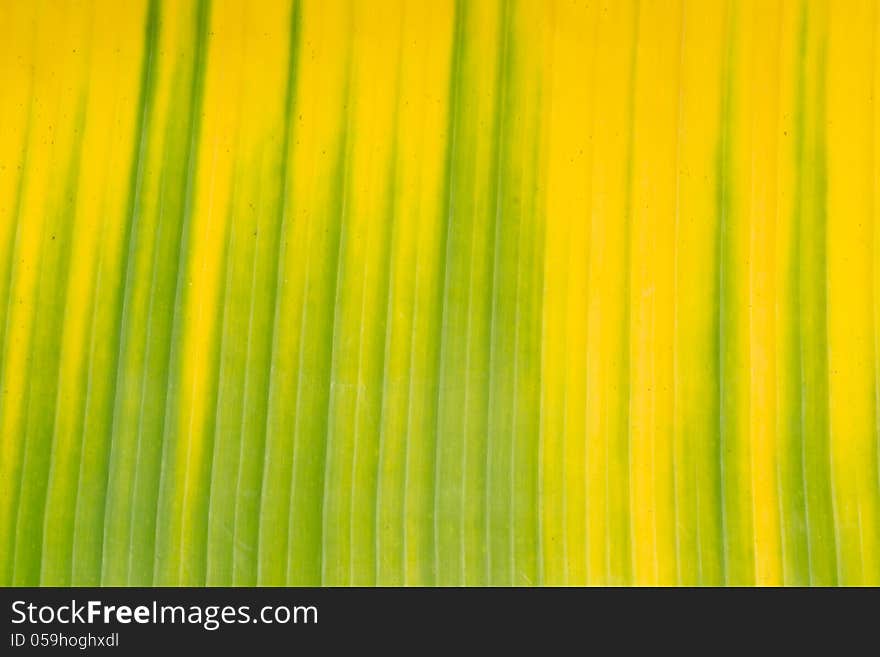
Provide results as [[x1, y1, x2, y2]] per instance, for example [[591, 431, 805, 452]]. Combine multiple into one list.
[[1, 0, 879, 586]]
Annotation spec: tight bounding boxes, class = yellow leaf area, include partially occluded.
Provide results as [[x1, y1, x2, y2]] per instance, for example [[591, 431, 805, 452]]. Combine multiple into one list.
[[1, 0, 878, 586]]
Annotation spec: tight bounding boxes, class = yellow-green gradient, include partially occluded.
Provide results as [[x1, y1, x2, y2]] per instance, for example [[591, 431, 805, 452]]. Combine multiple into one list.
[[1, 0, 879, 586]]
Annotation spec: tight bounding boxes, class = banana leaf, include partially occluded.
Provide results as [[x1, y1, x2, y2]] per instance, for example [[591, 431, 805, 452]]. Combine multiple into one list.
[[1, 0, 878, 586]]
